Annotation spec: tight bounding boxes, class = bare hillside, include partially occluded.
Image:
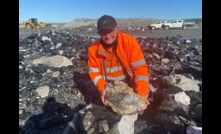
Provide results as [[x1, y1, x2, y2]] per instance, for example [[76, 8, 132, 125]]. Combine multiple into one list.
[[62, 18, 161, 28]]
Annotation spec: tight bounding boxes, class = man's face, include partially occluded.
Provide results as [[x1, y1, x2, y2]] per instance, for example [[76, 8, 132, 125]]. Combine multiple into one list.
[[98, 26, 118, 45]]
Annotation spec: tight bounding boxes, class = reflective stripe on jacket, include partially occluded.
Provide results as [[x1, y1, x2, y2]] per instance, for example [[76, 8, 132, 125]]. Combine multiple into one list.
[[87, 31, 149, 96]]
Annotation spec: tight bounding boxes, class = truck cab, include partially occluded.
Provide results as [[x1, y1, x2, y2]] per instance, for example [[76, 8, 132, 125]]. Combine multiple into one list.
[[30, 18, 38, 23], [148, 21, 168, 30], [162, 20, 184, 29]]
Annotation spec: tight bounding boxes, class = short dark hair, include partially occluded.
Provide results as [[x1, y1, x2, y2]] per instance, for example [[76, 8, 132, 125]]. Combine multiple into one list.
[[97, 15, 117, 32]]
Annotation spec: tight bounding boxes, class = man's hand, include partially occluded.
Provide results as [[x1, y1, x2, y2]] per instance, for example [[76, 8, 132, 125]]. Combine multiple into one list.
[[99, 89, 106, 105], [138, 96, 150, 111]]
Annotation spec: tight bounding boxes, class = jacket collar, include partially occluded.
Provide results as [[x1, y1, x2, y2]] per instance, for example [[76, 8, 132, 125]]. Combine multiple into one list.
[[97, 32, 118, 57]]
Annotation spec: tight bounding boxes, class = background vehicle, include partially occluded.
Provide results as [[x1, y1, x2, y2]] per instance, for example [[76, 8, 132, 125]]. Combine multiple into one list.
[[22, 18, 45, 29], [162, 20, 195, 30], [148, 21, 168, 30]]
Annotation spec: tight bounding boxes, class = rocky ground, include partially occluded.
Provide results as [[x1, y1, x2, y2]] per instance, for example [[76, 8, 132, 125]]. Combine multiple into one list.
[[19, 17, 202, 39], [19, 21, 202, 134], [19, 25, 202, 40]]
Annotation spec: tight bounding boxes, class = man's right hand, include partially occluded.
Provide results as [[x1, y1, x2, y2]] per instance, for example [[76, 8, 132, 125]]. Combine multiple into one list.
[[99, 89, 106, 105]]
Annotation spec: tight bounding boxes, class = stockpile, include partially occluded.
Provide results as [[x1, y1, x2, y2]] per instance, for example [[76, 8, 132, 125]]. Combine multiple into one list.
[[19, 29, 202, 134]]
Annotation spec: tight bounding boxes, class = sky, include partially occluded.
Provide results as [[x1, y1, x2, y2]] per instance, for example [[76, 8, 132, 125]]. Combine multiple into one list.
[[19, 0, 202, 23]]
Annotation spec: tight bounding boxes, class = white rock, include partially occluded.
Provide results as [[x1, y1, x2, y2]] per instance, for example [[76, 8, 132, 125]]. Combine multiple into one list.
[[42, 36, 51, 41], [52, 71, 60, 77], [185, 39, 192, 44], [32, 55, 73, 68], [149, 84, 157, 92], [186, 126, 202, 134], [174, 91, 190, 106], [59, 50, 64, 55], [35, 86, 50, 98], [152, 53, 160, 60], [19, 109, 23, 114], [46, 69, 52, 73], [56, 43, 62, 48], [117, 113, 138, 134], [164, 74, 200, 92], [72, 48, 76, 52], [161, 58, 170, 64]]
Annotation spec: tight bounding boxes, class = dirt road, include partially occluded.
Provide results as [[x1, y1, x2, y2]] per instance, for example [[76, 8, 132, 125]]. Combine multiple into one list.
[[127, 28, 202, 38]]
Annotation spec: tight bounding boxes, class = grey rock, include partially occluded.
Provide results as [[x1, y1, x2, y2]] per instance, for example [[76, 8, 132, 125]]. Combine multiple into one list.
[[62, 121, 77, 134], [82, 111, 95, 131], [163, 74, 200, 92], [35, 86, 50, 98], [117, 113, 138, 134], [98, 120, 109, 133], [105, 81, 146, 115], [186, 126, 202, 134]]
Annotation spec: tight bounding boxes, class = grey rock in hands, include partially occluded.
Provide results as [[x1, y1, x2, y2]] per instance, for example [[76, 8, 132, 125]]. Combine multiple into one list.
[[105, 80, 146, 115]]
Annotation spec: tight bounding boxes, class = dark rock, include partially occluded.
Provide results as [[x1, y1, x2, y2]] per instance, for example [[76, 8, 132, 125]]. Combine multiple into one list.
[[39, 115, 64, 129], [32, 64, 48, 74], [19, 55, 25, 61], [27, 33, 38, 39]]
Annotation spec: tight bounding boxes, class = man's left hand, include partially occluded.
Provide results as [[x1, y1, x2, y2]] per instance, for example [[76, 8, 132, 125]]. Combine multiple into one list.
[[138, 96, 150, 111]]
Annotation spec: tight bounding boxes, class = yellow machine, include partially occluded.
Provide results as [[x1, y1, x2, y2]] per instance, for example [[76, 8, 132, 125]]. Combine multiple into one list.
[[22, 18, 45, 29]]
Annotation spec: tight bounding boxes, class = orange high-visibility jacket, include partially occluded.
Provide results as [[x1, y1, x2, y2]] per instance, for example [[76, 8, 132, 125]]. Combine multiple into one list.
[[87, 31, 149, 96]]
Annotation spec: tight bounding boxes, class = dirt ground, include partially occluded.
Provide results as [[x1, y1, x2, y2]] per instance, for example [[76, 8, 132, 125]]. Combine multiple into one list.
[[126, 28, 202, 38], [19, 26, 202, 39]]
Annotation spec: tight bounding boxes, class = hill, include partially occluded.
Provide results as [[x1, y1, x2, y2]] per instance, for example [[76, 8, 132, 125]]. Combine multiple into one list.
[[62, 17, 202, 28]]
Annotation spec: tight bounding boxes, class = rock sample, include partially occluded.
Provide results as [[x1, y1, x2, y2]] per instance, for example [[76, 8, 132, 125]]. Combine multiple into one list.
[[105, 80, 146, 115]]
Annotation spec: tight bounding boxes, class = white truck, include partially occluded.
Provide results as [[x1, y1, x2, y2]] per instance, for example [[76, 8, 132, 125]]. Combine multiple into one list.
[[162, 19, 195, 30], [148, 21, 168, 30]]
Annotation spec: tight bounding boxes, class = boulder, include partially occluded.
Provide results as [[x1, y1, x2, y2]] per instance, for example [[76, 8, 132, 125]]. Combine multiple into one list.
[[105, 81, 146, 115]]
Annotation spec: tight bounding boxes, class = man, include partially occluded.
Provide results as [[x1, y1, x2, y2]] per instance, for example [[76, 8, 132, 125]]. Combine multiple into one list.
[[87, 15, 150, 112]]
